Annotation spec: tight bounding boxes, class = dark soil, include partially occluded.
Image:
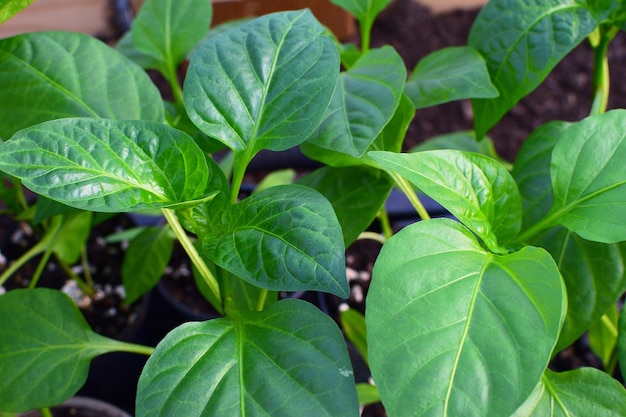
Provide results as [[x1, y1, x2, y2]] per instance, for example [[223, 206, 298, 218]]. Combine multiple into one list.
[[370, 0, 626, 162]]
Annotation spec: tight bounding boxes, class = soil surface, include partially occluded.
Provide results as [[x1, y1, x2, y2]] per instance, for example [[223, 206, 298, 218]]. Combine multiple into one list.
[[370, 0, 626, 162]]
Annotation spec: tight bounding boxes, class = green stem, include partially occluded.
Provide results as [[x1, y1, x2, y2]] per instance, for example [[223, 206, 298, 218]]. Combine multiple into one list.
[[230, 154, 251, 204], [389, 172, 431, 220], [162, 208, 223, 315], [113, 340, 155, 356], [164, 62, 184, 106], [360, 17, 373, 53], [589, 25, 618, 116], [81, 246, 94, 289], [56, 260, 94, 296], [39, 408, 52, 417], [255, 288, 269, 312], [357, 231, 386, 245], [377, 206, 393, 240]]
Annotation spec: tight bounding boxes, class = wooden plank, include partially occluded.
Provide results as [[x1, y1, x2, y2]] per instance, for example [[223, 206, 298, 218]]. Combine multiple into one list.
[[0, 0, 111, 39]]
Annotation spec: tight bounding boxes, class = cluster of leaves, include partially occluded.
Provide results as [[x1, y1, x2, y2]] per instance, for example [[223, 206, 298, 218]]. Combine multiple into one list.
[[0, 0, 626, 416]]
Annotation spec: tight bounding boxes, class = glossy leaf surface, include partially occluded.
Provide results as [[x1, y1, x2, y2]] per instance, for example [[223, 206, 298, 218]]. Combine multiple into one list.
[[550, 110, 626, 243], [367, 219, 565, 417], [405, 46, 497, 109], [512, 121, 567, 231], [0, 31, 163, 138], [0, 118, 211, 212], [123, 226, 174, 304], [298, 166, 392, 246], [302, 93, 414, 168], [469, 0, 597, 137], [137, 299, 359, 417], [306, 46, 405, 157], [512, 368, 626, 416], [203, 185, 348, 297], [0, 289, 126, 412], [0, 0, 34, 24], [532, 227, 626, 352], [130, 0, 212, 72], [370, 150, 522, 252], [184, 10, 339, 156]]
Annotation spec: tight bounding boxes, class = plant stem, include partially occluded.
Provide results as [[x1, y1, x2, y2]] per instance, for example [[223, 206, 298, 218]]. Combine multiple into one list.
[[357, 231, 386, 245], [360, 17, 373, 53], [589, 25, 618, 116], [112, 340, 155, 356], [164, 62, 184, 106], [162, 208, 223, 315], [39, 408, 52, 417], [389, 172, 431, 220], [230, 155, 249, 204], [376, 206, 393, 240]]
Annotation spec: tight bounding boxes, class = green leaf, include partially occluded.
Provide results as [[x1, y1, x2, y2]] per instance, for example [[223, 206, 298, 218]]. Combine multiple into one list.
[[298, 165, 392, 247], [130, 0, 212, 73], [531, 227, 626, 352], [588, 305, 619, 368], [302, 92, 414, 168], [356, 383, 380, 407], [512, 121, 569, 231], [330, 0, 392, 24], [305, 46, 406, 158], [550, 110, 626, 243], [203, 185, 348, 298], [405, 46, 498, 109], [0, 118, 212, 212], [136, 299, 359, 417], [619, 302, 626, 378], [184, 10, 339, 159], [410, 130, 502, 161], [339, 308, 368, 364], [369, 150, 522, 253], [52, 211, 93, 265], [469, 0, 598, 137], [367, 219, 565, 417], [512, 368, 626, 417], [0, 0, 34, 24], [123, 226, 174, 305], [0, 288, 129, 412], [0, 31, 164, 139]]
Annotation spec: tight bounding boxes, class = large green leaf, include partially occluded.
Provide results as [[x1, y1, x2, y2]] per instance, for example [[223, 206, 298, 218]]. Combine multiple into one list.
[[305, 46, 405, 158], [184, 10, 339, 159], [549, 110, 626, 243], [203, 184, 348, 298], [468, 0, 598, 137], [405, 46, 498, 109], [0, 288, 131, 412], [123, 226, 175, 305], [0, 118, 212, 212], [136, 299, 359, 417], [367, 219, 565, 417], [130, 0, 212, 73], [0, 31, 164, 138], [512, 121, 569, 231], [302, 92, 414, 168], [0, 0, 34, 24], [512, 368, 626, 416], [369, 150, 522, 253], [532, 227, 626, 352], [298, 166, 393, 246]]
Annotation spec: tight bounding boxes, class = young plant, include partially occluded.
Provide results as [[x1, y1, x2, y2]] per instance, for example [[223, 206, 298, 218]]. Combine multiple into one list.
[[0, 0, 626, 416]]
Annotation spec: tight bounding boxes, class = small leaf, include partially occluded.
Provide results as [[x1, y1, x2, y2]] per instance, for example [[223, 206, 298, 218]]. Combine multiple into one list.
[[0, 31, 164, 139], [410, 130, 502, 161], [136, 299, 359, 417], [550, 110, 626, 243], [0, 0, 35, 24], [130, 0, 212, 73], [298, 165, 392, 246], [330, 0, 393, 24], [123, 226, 174, 305], [340, 308, 369, 364], [302, 92, 414, 168], [306, 46, 406, 157], [512, 121, 569, 231], [405, 46, 498, 109], [0, 288, 129, 412], [184, 10, 339, 157], [588, 305, 619, 368], [203, 184, 348, 298], [369, 150, 522, 252], [52, 211, 93, 265], [512, 368, 626, 417], [469, 0, 598, 137], [367, 219, 565, 417], [0, 118, 211, 212]]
